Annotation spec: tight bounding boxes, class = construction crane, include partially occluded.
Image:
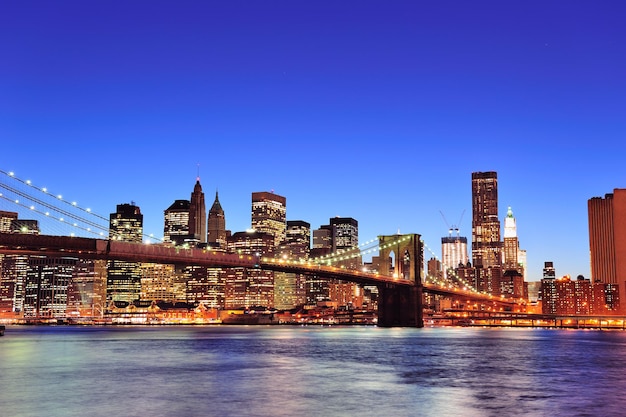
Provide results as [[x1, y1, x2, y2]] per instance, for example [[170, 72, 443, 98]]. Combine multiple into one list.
[[439, 209, 465, 237]]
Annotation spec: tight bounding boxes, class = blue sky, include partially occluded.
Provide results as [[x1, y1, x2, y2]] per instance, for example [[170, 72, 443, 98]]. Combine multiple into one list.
[[1, 1, 625, 281]]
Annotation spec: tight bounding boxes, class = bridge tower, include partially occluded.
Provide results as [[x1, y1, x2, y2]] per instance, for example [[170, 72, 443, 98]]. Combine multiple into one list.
[[376, 233, 424, 327]]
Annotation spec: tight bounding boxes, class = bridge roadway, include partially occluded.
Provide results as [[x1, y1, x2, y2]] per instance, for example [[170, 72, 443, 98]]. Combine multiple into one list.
[[0, 232, 519, 308]]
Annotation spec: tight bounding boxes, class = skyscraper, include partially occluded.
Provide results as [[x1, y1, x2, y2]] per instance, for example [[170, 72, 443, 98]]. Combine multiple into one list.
[[207, 191, 227, 248], [471, 171, 501, 268], [189, 179, 207, 244], [274, 220, 310, 310], [503, 206, 519, 270], [441, 234, 468, 280], [588, 189, 626, 310], [163, 199, 190, 245], [107, 203, 143, 304], [251, 191, 286, 247]]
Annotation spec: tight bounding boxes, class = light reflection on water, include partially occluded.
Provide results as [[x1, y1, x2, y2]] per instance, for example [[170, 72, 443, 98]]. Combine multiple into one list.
[[1, 326, 625, 417]]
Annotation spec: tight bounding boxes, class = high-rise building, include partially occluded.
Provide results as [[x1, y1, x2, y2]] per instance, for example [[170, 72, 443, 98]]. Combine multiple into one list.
[[207, 191, 227, 248], [0, 216, 38, 315], [24, 256, 76, 319], [588, 190, 626, 285], [471, 171, 501, 268], [330, 217, 358, 252], [0, 210, 17, 232], [313, 225, 332, 250], [225, 230, 275, 308], [107, 203, 143, 304], [66, 259, 107, 319], [274, 221, 310, 310], [189, 179, 207, 244], [540, 261, 557, 314], [441, 235, 468, 280], [163, 199, 190, 245], [503, 206, 519, 270], [251, 191, 286, 247]]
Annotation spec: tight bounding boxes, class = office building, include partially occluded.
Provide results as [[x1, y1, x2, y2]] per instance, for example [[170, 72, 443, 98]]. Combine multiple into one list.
[[189, 179, 207, 244], [163, 199, 190, 245], [471, 171, 501, 268], [23, 256, 76, 319], [441, 235, 468, 280], [207, 191, 228, 248], [251, 191, 286, 247], [225, 230, 275, 308], [107, 203, 143, 304], [274, 220, 310, 310], [588, 189, 626, 309]]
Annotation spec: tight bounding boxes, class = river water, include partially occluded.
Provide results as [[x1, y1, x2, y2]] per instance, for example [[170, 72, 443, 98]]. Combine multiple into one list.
[[1, 325, 625, 417]]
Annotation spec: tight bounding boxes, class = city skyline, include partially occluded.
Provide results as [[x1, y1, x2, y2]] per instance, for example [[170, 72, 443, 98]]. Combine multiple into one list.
[[2, 2, 626, 281]]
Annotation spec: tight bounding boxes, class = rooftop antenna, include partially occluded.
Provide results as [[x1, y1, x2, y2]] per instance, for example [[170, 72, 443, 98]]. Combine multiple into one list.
[[196, 163, 200, 181]]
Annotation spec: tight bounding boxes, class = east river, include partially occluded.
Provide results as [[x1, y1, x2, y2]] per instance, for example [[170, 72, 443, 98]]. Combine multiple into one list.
[[1, 325, 626, 417]]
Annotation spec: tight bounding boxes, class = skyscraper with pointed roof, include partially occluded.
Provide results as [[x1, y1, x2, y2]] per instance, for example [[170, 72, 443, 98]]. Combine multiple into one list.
[[208, 191, 227, 248], [189, 178, 206, 244]]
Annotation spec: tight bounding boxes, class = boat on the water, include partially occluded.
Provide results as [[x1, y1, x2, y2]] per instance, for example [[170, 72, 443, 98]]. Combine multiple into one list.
[[0, 325, 5, 336]]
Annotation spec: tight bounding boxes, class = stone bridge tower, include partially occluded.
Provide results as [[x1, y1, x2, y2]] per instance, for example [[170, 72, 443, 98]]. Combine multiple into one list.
[[377, 233, 424, 327]]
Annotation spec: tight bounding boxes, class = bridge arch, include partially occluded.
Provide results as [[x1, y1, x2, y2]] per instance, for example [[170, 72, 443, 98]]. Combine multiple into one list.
[[377, 234, 423, 284], [376, 233, 424, 327]]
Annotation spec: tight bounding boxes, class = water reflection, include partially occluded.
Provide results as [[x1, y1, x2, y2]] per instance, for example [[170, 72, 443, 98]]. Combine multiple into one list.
[[1, 326, 625, 416]]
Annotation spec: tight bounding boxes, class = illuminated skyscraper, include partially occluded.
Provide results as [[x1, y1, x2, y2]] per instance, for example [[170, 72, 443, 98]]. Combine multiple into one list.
[[189, 179, 207, 244], [24, 256, 76, 319], [274, 220, 310, 310], [251, 191, 286, 247], [207, 191, 227, 248], [0, 216, 38, 315], [441, 234, 468, 280], [107, 203, 143, 304], [0, 210, 17, 232], [471, 171, 501, 268], [163, 199, 190, 245], [503, 206, 519, 270], [225, 230, 275, 308]]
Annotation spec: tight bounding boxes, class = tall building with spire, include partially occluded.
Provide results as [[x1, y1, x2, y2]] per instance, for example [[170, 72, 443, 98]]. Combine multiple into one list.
[[207, 191, 227, 248], [471, 171, 501, 268], [251, 191, 286, 248], [189, 178, 206, 244], [503, 206, 519, 270]]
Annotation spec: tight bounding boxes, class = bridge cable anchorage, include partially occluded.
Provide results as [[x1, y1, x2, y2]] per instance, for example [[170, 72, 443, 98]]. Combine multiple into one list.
[[0, 169, 163, 242]]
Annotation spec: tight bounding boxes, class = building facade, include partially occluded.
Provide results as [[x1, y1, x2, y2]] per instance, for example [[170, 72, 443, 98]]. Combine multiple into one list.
[[188, 179, 207, 244], [107, 203, 143, 304], [207, 191, 227, 248], [588, 190, 626, 309], [471, 171, 501, 268], [163, 199, 190, 245], [251, 191, 286, 247]]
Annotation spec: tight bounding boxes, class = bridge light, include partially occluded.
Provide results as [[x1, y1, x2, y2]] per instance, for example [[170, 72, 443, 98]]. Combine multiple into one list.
[[26, 180, 31, 185], [14, 199, 18, 203], [45, 212, 49, 216], [30, 205, 35, 210], [57, 195, 62, 199], [72, 202, 77, 206], [42, 187, 47, 192], [8, 172, 14, 176], [86, 208, 91, 212]]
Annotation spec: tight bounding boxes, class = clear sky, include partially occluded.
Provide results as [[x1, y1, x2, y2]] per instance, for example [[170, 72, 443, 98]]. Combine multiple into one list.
[[1, 1, 625, 281]]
